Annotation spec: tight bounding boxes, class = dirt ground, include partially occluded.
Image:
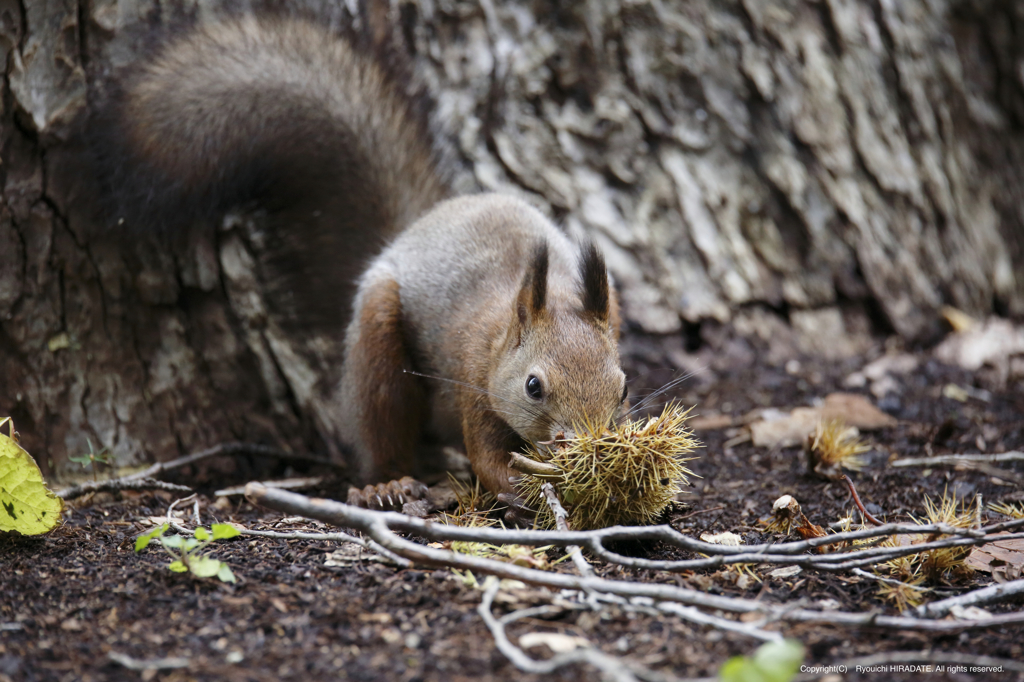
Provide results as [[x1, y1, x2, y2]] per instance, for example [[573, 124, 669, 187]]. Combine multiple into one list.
[[3, 328, 1024, 682]]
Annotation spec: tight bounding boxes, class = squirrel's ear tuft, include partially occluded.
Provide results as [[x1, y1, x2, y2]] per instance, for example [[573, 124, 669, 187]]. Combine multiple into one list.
[[578, 240, 609, 324], [516, 241, 549, 328]]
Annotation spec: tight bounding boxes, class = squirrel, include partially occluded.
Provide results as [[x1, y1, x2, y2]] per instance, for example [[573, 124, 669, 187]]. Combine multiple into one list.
[[94, 13, 627, 521]]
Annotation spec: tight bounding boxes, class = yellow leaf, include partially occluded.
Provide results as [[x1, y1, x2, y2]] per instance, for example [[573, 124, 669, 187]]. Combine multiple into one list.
[[0, 418, 64, 535]]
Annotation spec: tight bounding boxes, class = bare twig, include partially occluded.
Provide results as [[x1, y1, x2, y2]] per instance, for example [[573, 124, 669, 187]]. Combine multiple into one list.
[[891, 451, 1024, 467], [478, 577, 683, 682], [107, 652, 190, 672], [959, 463, 1024, 484], [673, 506, 724, 521], [509, 453, 562, 478], [842, 475, 883, 526], [238, 527, 411, 568], [850, 567, 930, 592], [534, 485, 777, 639], [242, 482, 1024, 560], [167, 494, 197, 522], [153, 492, 413, 568], [542, 482, 595, 579], [891, 452, 1024, 483], [160, 494, 199, 535], [238, 527, 366, 544], [56, 442, 338, 500], [245, 484, 1024, 634], [214, 476, 325, 497], [57, 478, 192, 499], [648, 601, 780, 642], [243, 482, 1024, 573], [915, 578, 1024, 618], [497, 602, 577, 625]]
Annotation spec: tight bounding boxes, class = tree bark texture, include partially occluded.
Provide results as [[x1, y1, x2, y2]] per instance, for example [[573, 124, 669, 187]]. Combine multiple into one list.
[[1, 0, 1022, 477]]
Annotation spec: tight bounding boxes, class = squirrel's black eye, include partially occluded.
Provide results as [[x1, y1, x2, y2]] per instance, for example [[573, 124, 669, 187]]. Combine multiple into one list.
[[526, 375, 543, 400], [621, 384, 628, 403]]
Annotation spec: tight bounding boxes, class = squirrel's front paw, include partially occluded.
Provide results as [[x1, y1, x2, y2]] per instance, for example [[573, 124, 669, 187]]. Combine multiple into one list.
[[347, 476, 429, 514], [497, 478, 537, 527]]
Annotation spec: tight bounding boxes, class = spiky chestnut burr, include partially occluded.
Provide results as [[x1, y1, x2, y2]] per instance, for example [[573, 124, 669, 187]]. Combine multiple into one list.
[[510, 403, 701, 530]]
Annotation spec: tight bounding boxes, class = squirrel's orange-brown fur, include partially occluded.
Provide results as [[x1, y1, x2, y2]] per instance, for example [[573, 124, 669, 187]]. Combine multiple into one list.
[[96, 14, 627, 519]]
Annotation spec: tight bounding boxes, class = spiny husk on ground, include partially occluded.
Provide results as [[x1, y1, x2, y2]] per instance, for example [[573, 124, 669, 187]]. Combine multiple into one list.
[[806, 418, 870, 479], [868, 488, 977, 608], [515, 403, 701, 530], [989, 500, 1024, 519]]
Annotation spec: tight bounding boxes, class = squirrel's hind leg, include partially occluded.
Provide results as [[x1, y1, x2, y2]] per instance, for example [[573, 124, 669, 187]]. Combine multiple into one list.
[[336, 274, 425, 486]]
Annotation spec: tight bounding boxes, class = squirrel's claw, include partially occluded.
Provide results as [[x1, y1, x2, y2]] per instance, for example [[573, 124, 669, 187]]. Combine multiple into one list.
[[348, 476, 429, 512], [497, 491, 537, 527]]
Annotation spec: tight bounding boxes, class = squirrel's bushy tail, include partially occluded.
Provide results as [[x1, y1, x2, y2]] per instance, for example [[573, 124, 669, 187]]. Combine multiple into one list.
[[94, 15, 448, 238], [92, 15, 450, 334]]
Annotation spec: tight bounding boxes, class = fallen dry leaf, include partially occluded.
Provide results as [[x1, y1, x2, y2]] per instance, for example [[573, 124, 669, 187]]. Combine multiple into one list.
[[518, 633, 590, 653], [820, 393, 898, 429], [689, 413, 735, 431], [862, 353, 921, 380], [749, 393, 895, 448], [845, 353, 920, 396], [934, 317, 1024, 371], [700, 531, 743, 546], [767, 566, 802, 580], [941, 306, 979, 333], [950, 605, 993, 620], [966, 533, 1024, 579], [942, 384, 970, 402]]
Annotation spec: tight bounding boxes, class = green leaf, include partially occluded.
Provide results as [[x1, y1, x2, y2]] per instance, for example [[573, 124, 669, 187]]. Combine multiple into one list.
[[211, 523, 241, 540], [68, 453, 92, 465], [160, 535, 185, 550], [184, 538, 200, 552], [753, 639, 804, 682], [135, 524, 169, 552], [194, 527, 210, 541], [0, 418, 65, 536], [168, 560, 188, 573], [719, 640, 805, 682], [718, 656, 752, 682], [189, 555, 224, 578], [217, 563, 237, 583]]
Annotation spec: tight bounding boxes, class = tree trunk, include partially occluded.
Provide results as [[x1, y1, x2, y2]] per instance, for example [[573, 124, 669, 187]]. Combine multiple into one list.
[[1, 0, 1021, 478]]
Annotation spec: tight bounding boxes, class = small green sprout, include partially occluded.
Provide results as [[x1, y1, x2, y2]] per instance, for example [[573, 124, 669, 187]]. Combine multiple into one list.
[[69, 438, 113, 480], [135, 523, 241, 583]]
